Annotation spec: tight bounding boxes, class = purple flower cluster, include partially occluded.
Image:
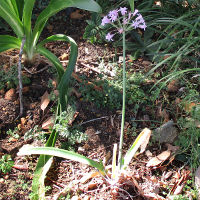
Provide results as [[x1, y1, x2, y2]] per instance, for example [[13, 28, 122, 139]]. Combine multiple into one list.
[[101, 7, 146, 41]]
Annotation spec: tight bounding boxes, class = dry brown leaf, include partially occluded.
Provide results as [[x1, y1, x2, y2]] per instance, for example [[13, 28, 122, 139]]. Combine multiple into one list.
[[22, 86, 29, 93], [40, 91, 50, 112], [173, 183, 185, 195], [146, 150, 171, 167], [167, 79, 179, 92], [47, 25, 53, 32], [87, 181, 98, 190], [42, 116, 55, 129], [20, 117, 27, 128], [70, 10, 84, 19], [5, 88, 16, 101], [165, 143, 180, 152], [80, 171, 100, 184], [140, 128, 151, 153], [184, 101, 196, 112], [60, 53, 68, 61]]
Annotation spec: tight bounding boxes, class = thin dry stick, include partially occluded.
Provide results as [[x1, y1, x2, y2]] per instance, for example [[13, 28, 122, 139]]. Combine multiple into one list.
[[18, 36, 26, 116]]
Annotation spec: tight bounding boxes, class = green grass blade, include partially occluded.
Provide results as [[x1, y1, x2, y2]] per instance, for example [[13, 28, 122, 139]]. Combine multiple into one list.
[[0, 0, 24, 38], [122, 128, 151, 170], [18, 146, 105, 172], [0, 35, 21, 52]]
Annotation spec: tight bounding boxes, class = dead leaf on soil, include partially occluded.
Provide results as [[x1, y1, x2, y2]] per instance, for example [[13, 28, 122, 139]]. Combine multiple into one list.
[[5, 88, 16, 101], [157, 106, 170, 122], [173, 183, 185, 195], [47, 25, 53, 32], [42, 116, 55, 130], [60, 53, 69, 61], [80, 171, 100, 184], [167, 79, 179, 92], [184, 101, 197, 112], [70, 10, 84, 19], [40, 91, 50, 112], [140, 129, 151, 153], [165, 143, 180, 152], [146, 150, 171, 167]]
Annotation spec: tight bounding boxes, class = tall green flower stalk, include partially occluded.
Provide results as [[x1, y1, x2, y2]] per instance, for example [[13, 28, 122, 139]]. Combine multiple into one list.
[[101, 7, 146, 168]]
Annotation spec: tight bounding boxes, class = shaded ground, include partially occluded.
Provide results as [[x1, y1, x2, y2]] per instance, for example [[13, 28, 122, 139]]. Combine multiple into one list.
[[0, 9, 195, 200]]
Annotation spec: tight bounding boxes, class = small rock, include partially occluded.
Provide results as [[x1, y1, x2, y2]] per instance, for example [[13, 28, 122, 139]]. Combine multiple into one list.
[[155, 120, 177, 143], [5, 88, 17, 101]]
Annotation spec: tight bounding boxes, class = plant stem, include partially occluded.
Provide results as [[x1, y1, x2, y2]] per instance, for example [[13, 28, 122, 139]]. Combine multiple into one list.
[[118, 31, 126, 169], [18, 36, 26, 116]]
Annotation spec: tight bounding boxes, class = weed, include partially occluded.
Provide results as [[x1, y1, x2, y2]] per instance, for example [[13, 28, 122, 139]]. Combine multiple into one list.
[[24, 125, 47, 144], [7, 127, 20, 142], [0, 154, 14, 174], [78, 66, 148, 110], [175, 91, 200, 170], [54, 110, 87, 150], [0, 65, 30, 90]]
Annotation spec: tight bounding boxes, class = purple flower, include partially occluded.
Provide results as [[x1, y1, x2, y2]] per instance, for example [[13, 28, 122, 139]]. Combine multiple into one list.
[[118, 28, 123, 34], [132, 9, 139, 16], [135, 14, 144, 23], [119, 7, 127, 16], [101, 16, 111, 26], [106, 32, 115, 41], [123, 18, 128, 25], [131, 20, 140, 29], [139, 23, 147, 30], [108, 9, 118, 22], [132, 13, 146, 30]]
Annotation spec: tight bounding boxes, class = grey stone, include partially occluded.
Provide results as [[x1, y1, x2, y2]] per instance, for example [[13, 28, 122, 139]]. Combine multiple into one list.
[[155, 120, 178, 144]]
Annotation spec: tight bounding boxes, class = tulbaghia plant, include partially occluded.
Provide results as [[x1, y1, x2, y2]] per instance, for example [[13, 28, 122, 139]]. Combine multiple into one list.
[[18, 7, 151, 199], [101, 7, 147, 168]]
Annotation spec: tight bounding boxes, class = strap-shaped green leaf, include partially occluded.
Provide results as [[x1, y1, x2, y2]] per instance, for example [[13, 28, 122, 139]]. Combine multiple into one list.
[[18, 146, 105, 172], [128, 0, 135, 11], [38, 34, 78, 111], [36, 46, 64, 82], [0, 35, 21, 52], [22, 0, 35, 51], [0, 0, 24, 38]]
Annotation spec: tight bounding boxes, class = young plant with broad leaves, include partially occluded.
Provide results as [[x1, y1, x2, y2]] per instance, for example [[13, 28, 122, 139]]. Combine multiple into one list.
[[18, 7, 151, 199], [0, 0, 101, 111]]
